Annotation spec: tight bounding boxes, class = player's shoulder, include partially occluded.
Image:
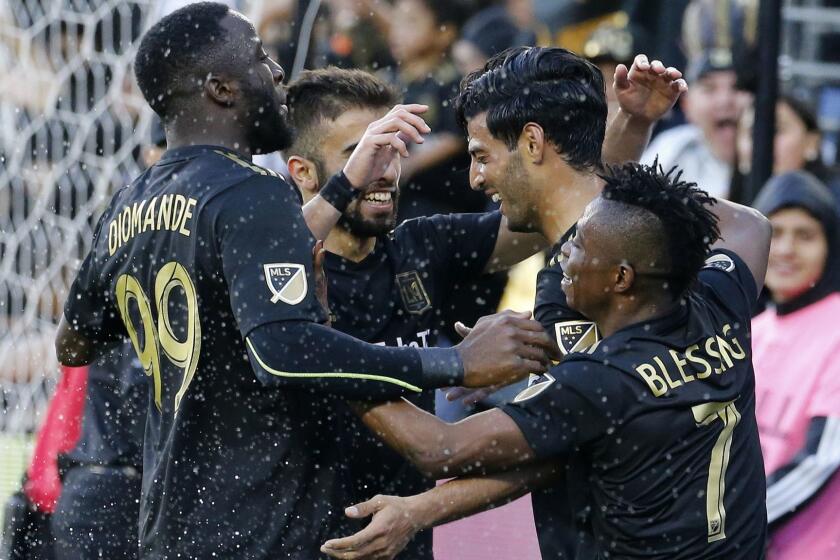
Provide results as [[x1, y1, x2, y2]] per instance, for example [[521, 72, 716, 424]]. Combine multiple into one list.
[[694, 249, 758, 318]]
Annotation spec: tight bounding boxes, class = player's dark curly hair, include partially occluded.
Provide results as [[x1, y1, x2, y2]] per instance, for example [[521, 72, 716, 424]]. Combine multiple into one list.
[[601, 161, 721, 297], [287, 68, 399, 179], [454, 46, 607, 172], [134, 2, 230, 120]]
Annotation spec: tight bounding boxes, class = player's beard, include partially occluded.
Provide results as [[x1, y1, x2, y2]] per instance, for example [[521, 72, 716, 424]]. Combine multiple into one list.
[[339, 188, 400, 238], [244, 85, 293, 154]]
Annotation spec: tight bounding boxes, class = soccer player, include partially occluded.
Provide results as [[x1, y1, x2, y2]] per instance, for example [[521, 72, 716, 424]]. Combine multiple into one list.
[[284, 60, 684, 558], [53, 4, 557, 558], [51, 342, 145, 560], [321, 162, 772, 559]]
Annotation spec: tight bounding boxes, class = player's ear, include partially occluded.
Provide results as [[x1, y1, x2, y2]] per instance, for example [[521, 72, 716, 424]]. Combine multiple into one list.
[[520, 122, 545, 164], [287, 156, 320, 196], [204, 74, 237, 107], [615, 263, 635, 293]]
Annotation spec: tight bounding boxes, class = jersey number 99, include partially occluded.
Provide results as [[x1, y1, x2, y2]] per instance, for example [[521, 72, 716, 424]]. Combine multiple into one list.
[[115, 262, 202, 414]]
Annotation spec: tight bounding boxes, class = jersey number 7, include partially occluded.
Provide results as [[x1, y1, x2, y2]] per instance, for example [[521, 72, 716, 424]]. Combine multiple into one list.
[[115, 262, 202, 414], [692, 400, 742, 543]]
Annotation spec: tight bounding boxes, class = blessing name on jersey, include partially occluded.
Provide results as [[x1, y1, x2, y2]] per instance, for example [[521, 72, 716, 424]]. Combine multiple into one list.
[[635, 323, 747, 397], [108, 194, 198, 255]]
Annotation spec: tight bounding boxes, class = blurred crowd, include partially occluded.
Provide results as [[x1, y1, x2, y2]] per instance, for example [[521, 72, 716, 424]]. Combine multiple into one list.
[[3, 0, 840, 559]]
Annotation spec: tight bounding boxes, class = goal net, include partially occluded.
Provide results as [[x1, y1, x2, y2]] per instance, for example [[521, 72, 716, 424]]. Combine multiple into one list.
[[0, 0, 159, 500]]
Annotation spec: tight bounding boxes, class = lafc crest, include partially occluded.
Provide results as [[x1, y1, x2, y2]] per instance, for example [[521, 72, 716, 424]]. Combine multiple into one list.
[[396, 271, 431, 314], [263, 263, 307, 305], [554, 320, 600, 355]]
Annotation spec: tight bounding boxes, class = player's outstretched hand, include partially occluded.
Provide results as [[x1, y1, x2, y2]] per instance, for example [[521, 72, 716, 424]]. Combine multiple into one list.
[[321, 495, 418, 560], [614, 54, 687, 124], [454, 310, 560, 388], [343, 104, 431, 189]]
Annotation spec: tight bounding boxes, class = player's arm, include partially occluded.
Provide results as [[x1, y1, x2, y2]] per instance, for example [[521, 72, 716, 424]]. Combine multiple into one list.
[[302, 104, 430, 241], [352, 399, 536, 477], [602, 54, 687, 165], [245, 310, 558, 400], [321, 460, 561, 560], [766, 415, 840, 526], [709, 198, 772, 294]]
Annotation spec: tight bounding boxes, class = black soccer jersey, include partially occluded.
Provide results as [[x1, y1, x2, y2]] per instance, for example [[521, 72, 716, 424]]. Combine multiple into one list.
[[326, 211, 501, 557], [64, 146, 354, 559], [505, 250, 768, 559]]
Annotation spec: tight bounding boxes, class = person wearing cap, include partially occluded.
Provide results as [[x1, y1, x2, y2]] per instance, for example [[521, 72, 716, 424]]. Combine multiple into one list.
[[751, 170, 840, 559], [583, 21, 638, 123], [642, 0, 752, 199], [452, 6, 522, 77]]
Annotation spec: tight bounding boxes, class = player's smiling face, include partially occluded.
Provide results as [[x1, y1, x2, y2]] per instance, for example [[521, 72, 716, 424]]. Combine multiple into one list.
[[560, 198, 615, 317], [321, 106, 400, 237], [467, 112, 538, 232]]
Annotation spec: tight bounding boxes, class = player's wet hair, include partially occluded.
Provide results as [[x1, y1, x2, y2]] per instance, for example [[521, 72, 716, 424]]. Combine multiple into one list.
[[601, 161, 721, 298], [454, 46, 607, 172], [287, 67, 399, 180], [134, 2, 230, 120]]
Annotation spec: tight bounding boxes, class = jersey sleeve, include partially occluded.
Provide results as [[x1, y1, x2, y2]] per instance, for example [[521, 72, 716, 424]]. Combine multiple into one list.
[[500, 359, 619, 459], [402, 211, 502, 280], [696, 249, 759, 323], [210, 175, 327, 337], [63, 212, 125, 346]]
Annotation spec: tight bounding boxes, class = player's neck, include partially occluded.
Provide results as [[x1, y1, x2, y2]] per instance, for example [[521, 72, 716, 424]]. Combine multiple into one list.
[[165, 118, 253, 157], [538, 170, 603, 244], [596, 296, 681, 338], [324, 226, 376, 263]]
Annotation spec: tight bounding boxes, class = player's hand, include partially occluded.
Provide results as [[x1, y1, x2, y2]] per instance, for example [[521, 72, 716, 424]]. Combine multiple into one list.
[[312, 240, 332, 327], [343, 104, 430, 189], [454, 310, 561, 388], [321, 495, 419, 559], [614, 54, 687, 124], [444, 384, 502, 406]]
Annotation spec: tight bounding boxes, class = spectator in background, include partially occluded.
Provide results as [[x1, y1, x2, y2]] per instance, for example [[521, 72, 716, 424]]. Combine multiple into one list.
[[642, 0, 751, 198], [582, 21, 638, 123], [452, 6, 521, 76], [736, 92, 840, 209], [751, 171, 840, 559], [386, 0, 508, 350], [385, 0, 484, 219]]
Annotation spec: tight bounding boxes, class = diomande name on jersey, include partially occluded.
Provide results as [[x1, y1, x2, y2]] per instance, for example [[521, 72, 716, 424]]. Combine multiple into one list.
[[107, 193, 199, 255]]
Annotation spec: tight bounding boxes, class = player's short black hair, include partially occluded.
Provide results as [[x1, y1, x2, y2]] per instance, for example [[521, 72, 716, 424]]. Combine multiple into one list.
[[600, 161, 721, 298], [134, 2, 231, 120], [455, 46, 607, 172], [287, 67, 399, 177]]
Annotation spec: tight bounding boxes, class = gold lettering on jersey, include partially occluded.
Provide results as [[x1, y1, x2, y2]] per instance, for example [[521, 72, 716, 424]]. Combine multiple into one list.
[[635, 324, 747, 397], [107, 194, 199, 255]]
